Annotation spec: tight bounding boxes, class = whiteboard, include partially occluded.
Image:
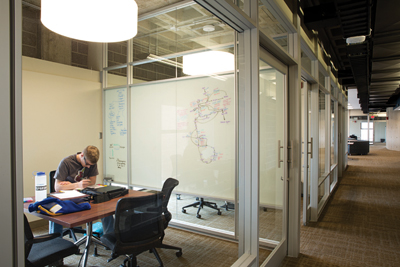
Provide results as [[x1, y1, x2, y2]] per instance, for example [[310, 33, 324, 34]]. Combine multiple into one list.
[[104, 88, 128, 183], [130, 74, 235, 200]]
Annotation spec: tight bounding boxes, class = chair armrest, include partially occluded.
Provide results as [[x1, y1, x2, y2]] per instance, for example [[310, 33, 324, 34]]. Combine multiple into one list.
[[26, 233, 60, 245]]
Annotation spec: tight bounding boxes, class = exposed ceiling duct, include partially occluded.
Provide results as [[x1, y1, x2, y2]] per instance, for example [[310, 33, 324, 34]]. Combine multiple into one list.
[[301, 0, 400, 114]]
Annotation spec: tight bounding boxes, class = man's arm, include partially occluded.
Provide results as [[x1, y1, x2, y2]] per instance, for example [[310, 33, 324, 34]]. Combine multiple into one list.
[[54, 176, 96, 192]]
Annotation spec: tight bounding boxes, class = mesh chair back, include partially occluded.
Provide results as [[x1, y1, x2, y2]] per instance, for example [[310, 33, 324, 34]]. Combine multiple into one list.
[[161, 178, 179, 211], [49, 170, 56, 193], [114, 192, 164, 245], [24, 214, 34, 259]]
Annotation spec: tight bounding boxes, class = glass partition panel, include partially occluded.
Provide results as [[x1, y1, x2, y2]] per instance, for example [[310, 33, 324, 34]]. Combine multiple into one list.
[[132, 4, 235, 82], [104, 88, 128, 184], [319, 90, 326, 178], [301, 49, 312, 74], [331, 100, 335, 166], [125, 2, 237, 239], [318, 178, 326, 205], [108, 41, 128, 67], [330, 167, 336, 190], [259, 1, 288, 52], [319, 71, 325, 87], [130, 72, 236, 233], [307, 88, 312, 212], [259, 62, 285, 244]]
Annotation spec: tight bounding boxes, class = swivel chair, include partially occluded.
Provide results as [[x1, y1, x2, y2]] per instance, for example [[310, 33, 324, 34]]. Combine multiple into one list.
[[182, 197, 222, 218], [158, 178, 183, 256], [24, 214, 79, 267], [101, 193, 169, 267]]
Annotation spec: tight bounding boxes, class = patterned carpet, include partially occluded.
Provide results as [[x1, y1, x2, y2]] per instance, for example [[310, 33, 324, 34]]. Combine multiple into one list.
[[29, 144, 400, 266], [281, 144, 400, 267], [31, 224, 271, 266]]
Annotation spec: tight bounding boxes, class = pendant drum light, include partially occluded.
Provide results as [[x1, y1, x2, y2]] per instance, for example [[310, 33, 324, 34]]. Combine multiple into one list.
[[183, 51, 234, 76], [41, 0, 138, 43]]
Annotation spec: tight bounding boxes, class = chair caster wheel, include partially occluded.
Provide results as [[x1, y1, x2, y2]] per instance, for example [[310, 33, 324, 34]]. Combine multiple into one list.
[[182, 209, 186, 213], [217, 211, 222, 215], [176, 251, 182, 257], [196, 214, 201, 218]]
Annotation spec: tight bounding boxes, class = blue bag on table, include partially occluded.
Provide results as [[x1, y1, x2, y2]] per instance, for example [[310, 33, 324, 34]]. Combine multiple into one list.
[[28, 197, 91, 216]]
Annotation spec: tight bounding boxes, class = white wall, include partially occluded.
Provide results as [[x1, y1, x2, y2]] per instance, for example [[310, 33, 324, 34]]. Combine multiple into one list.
[[387, 107, 400, 151], [374, 121, 386, 143], [22, 57, 103, 221]]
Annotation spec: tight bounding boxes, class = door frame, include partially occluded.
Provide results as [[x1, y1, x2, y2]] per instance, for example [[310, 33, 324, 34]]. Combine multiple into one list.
[[259, 46, 289, 267]]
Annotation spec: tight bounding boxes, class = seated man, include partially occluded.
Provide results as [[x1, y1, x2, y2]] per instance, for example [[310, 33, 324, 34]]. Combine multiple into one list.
[[49, 145, 114, 236]]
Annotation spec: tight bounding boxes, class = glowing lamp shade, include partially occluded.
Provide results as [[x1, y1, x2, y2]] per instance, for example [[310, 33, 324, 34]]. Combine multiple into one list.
[[41, 0, 138, 43], [183, 51, 234, 75]]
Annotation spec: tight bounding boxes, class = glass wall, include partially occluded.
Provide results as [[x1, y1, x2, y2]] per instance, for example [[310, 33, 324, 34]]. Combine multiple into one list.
[[258, 0, 289, 52], [318, 90, 326, 178], [319, 71, 326, 87], [301, 50, 312, 74], [330, 100, 336, 187], [125, 4, 237, 236], [259, 61, 285, 245], [132, 5, 235, 83], [330, 100, 335, 166]]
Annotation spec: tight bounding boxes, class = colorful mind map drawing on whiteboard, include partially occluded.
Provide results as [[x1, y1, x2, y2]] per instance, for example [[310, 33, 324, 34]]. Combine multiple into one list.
[[186, 86, 232, 164], [108, 89, 127, 137]]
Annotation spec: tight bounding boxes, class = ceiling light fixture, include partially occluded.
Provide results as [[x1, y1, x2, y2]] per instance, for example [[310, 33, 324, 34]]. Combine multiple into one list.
[[41, 0, 138, 43], [346, 36, 366, 45], [183, 51, 234, 76]]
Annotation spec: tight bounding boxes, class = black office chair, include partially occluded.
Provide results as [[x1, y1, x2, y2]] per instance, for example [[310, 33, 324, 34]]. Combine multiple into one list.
[[158, 178, 183, 256], [182, 196, 222, 218], [49, 170, 88, 242], [101, 192, 166, 267], [24, 214, 79, 267]]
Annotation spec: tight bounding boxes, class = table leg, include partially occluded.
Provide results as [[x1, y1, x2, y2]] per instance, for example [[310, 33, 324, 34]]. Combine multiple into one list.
[[79, 221, 92, 267]]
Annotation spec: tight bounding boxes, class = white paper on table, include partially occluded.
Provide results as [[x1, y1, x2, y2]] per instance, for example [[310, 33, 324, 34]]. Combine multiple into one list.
[[50, 190, 88, 199]]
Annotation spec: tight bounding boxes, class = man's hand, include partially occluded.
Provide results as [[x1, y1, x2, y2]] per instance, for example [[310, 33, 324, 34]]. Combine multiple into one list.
[[78, 179, 91, 188]]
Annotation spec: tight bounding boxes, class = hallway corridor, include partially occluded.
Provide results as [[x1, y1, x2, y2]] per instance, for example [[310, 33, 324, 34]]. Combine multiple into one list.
[[281, 144, 400, 267]]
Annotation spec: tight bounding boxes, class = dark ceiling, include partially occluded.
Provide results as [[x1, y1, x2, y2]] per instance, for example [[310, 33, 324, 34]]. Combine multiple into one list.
[[300, 0, 400, 114]]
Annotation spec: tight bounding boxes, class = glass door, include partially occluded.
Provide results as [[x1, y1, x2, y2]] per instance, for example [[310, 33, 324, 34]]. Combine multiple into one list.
[[259, 49, 288, 266], [301, 81, 312, 225]]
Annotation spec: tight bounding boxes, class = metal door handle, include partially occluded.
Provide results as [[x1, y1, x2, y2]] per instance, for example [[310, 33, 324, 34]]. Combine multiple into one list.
[[278, 140, 283, 168], [307, 137, 313, 159]]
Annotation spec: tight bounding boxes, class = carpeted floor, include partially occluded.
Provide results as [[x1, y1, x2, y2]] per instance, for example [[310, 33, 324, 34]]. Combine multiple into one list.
[[281, 144, 400, 267], [30, 144, 400, 266], [31, 225, 271, 266]]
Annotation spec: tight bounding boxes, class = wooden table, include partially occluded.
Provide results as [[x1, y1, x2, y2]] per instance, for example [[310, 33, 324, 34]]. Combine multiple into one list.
[[24, 189, 153, 267]]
